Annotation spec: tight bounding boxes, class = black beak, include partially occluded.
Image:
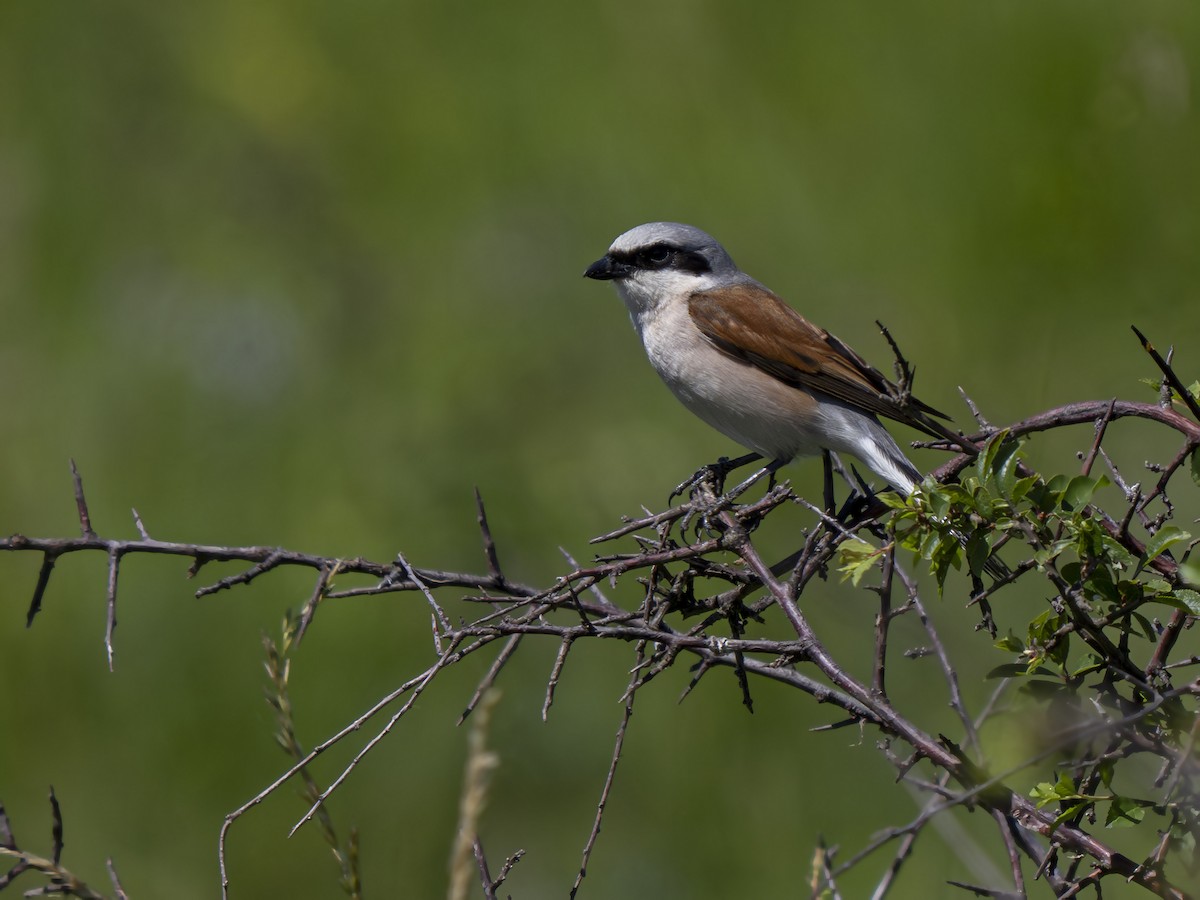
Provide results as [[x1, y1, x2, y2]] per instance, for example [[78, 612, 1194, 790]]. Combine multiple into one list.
[[583, 255, 627, 281]]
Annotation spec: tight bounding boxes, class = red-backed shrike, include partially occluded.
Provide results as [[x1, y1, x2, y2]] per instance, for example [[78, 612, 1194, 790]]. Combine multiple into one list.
[[584, 222, 970, 495]]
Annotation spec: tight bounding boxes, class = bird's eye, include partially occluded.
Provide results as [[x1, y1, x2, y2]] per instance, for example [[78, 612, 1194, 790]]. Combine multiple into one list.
[[640, 246, 673, 268]]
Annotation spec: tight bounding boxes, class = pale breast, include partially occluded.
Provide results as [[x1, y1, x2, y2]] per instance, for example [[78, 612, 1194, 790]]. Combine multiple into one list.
[[634, 300, 833, 461]]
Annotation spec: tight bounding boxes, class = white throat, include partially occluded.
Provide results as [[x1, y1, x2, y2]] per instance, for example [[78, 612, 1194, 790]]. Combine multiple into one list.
[[615, 270, 726, 337]]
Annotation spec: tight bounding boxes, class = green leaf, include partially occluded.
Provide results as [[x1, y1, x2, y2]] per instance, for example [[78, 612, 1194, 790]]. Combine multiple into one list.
[[1099, 536, 1136, 571], [986, 663, 1031, 679], [995, 440, 1023, 496], [1032, 539, 1074, 568], [1038, 474, 1071, 511], [876, 491, 911, 510], [837, 538, 881, 587], [1180, 558, 1200, 589], [1174, 589, 1200, 609], [1083, 567, 1118, 604], [1019, 679, 1070, 699], [924, 488, 950, 519], [1062, 475, 1104, 510], [1031, 773, 1079, 807], [916, 527, 942, 559], [1028, 608, 1063, 643], [1136, 526, 1192, 576], [965, 530, 990, 578], [1131, 612, 1157, 643], [1152, 589, 1200, 615], [1105, 796, 1150, 828], [975, 430, 1010, 483], [994, 632, 1024, 653], [1054, 801, 1091, 827], [1010, 475, 1040, 504], [1030, 782, 1059, 807], [1191, 448, 1200, 488], [1070, 656, 1106, 678]]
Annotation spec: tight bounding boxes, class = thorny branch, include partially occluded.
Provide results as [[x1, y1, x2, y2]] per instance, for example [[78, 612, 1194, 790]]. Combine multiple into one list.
[[3, 329, 1200, 898], [0, 790, 125, 899]]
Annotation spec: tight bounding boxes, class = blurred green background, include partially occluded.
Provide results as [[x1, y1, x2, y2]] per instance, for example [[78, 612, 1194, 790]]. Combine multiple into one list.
[[2, 2, 1199, 897]]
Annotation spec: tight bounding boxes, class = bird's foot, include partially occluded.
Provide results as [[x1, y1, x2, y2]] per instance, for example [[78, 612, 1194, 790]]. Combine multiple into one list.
[[678, 461, 785, 539], [670, 452, 761, 503], [834, 489, 875, 525]]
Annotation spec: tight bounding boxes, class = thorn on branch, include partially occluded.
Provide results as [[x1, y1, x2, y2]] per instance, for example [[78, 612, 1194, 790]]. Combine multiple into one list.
[[1132, 325, 1200, 423], [396, 552, 451, 647], [0, 789, 106, 898], [107, 857, 129, 900], [725, 608, 754, 714], [945, 878, 1023, 898], [49, 786, 63, 865], [0, 802, 15, 851], [26, 551, 59, 628], [677, 656, 714, 704], [570, 645, 639, 900], [810, 836, 841, 898], [957, 387, 994, 432], [809, 717, 867, 732], [295, 562, 338, 646], [876, 319, 916, 401], [491, 848, 525, 893], [542, 636, 575, 722], [1079, 399, 1118, 477], [195, 551, 285, 597], [474, 488, 506, 586], [69, 459, 96, 540], [105, 546, 121, 672], [559, 547, 617, 613], [472, 837, 496, 900], [459, 635, 522, 726]]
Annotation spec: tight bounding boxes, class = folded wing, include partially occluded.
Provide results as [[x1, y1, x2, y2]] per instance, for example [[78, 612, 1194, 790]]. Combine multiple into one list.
[[688, 285, 956, 442]]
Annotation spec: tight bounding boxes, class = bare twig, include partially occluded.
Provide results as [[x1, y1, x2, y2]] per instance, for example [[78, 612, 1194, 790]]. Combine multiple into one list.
[[106, 858, 129, 900], [1133, 325, 1200, 422], [6, 388, 1200, 900], [295, 562, 338, 645], [70, 459, 96, 540], [0, 791, 107, 899], [474, 488, 505, 585], [460, 634, 523, 725], [542, 636, 575, 721], [104, 547, 120, 671], [570, 643, 641, 899], [472, 836, 497, 900]]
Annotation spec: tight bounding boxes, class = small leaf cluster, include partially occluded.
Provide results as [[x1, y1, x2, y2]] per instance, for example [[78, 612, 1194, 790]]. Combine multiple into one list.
[[882, 430, 1200, 877]]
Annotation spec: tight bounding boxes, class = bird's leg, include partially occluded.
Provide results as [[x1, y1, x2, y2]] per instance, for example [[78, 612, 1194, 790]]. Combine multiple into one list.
[[835, 464, 878, 523], [682, 458, 781, 538], [821, 449, 836, 516], [818, 451, 870, 522], [724, 458, 786, 503], [671, 452, 762, 502]]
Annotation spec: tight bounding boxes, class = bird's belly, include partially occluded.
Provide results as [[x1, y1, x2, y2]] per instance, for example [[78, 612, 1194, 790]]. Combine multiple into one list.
[[643, 328, 828, 461], [665, 368, 825, 460]]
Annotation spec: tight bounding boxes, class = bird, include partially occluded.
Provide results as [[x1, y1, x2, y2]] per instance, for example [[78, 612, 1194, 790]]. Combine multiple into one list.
[[582, 221, 974, 500]]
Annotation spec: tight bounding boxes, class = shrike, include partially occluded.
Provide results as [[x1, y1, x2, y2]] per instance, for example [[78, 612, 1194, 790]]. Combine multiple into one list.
[[583, 221, 972, 496]]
